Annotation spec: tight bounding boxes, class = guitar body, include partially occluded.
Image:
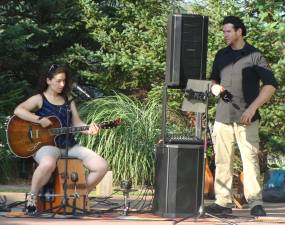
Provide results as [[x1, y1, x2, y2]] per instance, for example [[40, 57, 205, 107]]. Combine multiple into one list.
[[6, 115, 61, 158], [7, 115, 121, 158]]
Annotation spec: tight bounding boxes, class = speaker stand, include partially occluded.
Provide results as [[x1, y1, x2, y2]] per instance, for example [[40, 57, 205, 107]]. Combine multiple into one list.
[[174, 85, 236, 225], [161, 82, 168, 144]]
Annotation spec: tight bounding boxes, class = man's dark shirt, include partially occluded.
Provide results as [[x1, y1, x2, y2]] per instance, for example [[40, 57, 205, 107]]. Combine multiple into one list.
[[210, 43, 278, 122]]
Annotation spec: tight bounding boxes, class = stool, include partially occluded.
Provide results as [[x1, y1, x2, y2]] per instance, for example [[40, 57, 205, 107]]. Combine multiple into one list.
[[37, 158, 89, 213]]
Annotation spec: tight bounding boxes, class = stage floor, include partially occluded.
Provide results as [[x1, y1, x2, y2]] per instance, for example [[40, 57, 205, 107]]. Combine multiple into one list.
[[0, 192, 285, 225]]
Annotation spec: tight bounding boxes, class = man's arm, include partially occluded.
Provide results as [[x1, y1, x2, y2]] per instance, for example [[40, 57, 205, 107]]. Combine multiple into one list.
[[240, 85, 276, 124]]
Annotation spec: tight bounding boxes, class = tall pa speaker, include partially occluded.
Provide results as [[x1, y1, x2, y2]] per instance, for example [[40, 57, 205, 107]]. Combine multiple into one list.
[[152, 144, 204, 217], [165, 14, 208, 89]]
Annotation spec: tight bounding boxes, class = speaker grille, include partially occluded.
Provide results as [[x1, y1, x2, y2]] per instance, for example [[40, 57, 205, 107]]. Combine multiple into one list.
[[166, 14, 208, 89], [153, 144, 204, 217]]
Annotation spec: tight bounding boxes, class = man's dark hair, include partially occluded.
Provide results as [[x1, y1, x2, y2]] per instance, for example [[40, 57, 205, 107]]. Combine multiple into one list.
[[223, 16, 246, 36]]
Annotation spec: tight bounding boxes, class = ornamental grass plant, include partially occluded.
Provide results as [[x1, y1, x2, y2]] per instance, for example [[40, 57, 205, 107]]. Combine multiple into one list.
[[78, 92, 194, 186]]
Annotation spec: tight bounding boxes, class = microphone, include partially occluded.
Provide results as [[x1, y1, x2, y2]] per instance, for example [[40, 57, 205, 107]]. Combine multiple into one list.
[[220, 90, 241, 110], [72, 83, 91, 99]]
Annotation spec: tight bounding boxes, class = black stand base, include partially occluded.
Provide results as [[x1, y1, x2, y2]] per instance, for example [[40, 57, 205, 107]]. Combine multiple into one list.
[[174, 206, 238, 225], [0, 195, 27, 212], [36, 194, 90, 217]]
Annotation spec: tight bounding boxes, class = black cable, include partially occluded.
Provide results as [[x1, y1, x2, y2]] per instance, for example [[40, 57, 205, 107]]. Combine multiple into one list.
[[89, 190, 120, 207], [129, 186, 154, 213]]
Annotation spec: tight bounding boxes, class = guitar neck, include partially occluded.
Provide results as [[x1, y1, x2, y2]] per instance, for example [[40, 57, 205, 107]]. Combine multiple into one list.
[[48, 118, 120, 135], [50, 125, 90, 135]]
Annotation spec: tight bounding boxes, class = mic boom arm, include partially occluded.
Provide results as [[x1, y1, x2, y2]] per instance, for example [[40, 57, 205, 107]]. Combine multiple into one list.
[[72, 83, 91, 99]]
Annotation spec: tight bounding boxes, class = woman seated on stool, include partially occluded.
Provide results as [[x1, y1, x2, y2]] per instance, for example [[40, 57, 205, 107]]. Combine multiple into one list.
[[14, 64, 108, 215]]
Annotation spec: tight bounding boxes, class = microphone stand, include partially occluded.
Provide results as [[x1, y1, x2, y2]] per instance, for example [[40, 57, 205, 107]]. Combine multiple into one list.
[[40, 97, 89, 217], [56, 98, 90, 216], [71, 172, 80, 216], [62, 103, 70, 215], [50, 102, 71, 216]]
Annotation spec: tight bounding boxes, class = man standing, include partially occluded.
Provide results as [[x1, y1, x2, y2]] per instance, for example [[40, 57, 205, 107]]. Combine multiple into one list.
[[205, 16, 278, 216]]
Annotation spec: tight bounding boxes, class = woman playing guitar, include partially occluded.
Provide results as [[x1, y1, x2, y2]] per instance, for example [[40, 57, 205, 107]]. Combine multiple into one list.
[[12, 64, 108, 215]]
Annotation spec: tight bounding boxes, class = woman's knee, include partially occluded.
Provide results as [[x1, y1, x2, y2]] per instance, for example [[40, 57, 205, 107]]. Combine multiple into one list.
[[101, 159, 109, 174], [96, 158, 108, 174], [88, 157, 109, 174], [38, 157, 57, 172]]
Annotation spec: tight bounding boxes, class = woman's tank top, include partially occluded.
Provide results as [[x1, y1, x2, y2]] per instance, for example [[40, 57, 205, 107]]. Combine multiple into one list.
[[35, 94, 77, 148]]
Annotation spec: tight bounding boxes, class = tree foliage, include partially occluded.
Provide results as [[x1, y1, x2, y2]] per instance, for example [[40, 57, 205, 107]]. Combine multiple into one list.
[[68, 0, 174, 93], [0, 0, 88, 85], [0, 0, 176, 93], [0, 73, 30, 182]]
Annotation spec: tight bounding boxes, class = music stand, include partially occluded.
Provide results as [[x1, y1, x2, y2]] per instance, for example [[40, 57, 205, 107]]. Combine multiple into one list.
[[175, 79, 236, 225], [181, 79, 211, 113]]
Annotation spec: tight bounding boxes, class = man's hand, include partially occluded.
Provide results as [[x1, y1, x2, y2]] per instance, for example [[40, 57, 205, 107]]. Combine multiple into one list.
[[240, 106, 257, 125], [87, 123, 100, 135], [240, 85, 276, 125], [211, 84, 225, 96]]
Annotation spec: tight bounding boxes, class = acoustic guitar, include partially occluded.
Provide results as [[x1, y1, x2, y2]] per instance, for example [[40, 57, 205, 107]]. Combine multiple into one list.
[[6, 115, 121, 158]]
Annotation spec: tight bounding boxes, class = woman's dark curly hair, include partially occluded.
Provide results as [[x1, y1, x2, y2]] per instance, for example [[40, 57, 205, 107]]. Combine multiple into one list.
[[37, 64, 72, 97]]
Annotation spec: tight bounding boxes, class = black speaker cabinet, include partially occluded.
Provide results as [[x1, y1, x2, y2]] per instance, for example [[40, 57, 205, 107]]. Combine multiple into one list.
[[153, 144, 204, 217], [165, 14, 208, 89]]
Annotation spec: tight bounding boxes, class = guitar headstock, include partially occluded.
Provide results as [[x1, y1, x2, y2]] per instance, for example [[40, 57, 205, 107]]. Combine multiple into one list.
[[99, 118, 122, 129]]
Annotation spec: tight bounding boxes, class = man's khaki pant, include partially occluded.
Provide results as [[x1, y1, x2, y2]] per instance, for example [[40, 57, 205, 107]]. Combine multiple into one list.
[[212, 121, 263, 208]]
